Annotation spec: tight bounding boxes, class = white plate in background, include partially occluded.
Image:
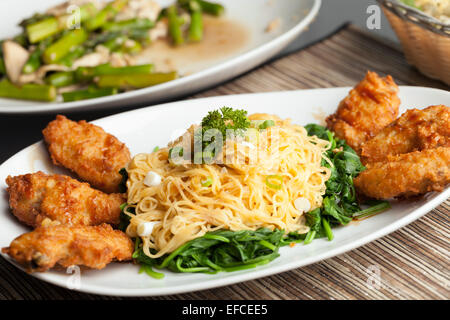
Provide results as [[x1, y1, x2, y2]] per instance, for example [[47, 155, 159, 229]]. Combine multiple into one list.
[[0, 86, 448, 296], [0, 0, 321, 114]]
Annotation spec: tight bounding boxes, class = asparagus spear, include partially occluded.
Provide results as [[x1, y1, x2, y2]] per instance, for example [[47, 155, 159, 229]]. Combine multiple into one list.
[[102, 36, 128, 52], [178, 0, 224, 16], [102, 18, 154, 32], [22, 36, 55, 73], [85, 0, 129, 31], [0, 41, 3, 75], [197, 0, 224, 16], [45, 71, 76, 87], [57, 46, 86, 67], [0, 57, 5, 75], [127, 27, 151, 43], [97, 64, 154, 75], [77, 3, 99, 22], [0, 42, 5, 75], [26, 3, 98, 44], [188, 1, 203, 42], [43, 28, 88, 64], [60, 2, 98, 28], [20, 13, 53, 28], [26, 17, 60, 44], [75, 63, 154, 81], [62, 87, 118, 102], [96, 71, 178, 89], [167, 5, 184, 46], [0, 79, 56, 101], [22, 48, 42, 74]]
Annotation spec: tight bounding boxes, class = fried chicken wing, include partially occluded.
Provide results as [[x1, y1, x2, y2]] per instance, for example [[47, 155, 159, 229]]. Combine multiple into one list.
[[42, 115, 130, 193], [354, 147, 450, 199], [326, 71, 400, 153], [361, 105, 450, 163], [2, 224, 133, 272], [6, 171, 124, 227]]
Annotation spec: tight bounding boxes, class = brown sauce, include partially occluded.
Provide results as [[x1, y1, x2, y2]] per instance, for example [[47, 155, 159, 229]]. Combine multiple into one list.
[[136, 16, 250, 74]]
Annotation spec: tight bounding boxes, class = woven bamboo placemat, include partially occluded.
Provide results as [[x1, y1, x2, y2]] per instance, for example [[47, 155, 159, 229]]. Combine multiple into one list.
[[0, 24, 448, 300]]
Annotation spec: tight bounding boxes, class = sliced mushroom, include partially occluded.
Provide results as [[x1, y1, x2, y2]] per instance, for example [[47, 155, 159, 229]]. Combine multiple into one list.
[[57, 84, 86, 93], [149, 20, 168, 42], [2, 40, 30, 84], [18, 64, 70, 84], [110, 52, 136, 67], [72, 46, 110, 68], [116, 0, 161, 22]]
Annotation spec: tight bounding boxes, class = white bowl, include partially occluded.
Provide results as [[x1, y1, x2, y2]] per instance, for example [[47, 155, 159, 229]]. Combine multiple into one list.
[[0, 0, 321, 114]]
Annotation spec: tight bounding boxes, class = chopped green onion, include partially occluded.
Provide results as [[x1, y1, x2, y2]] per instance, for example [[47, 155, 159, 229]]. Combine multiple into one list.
[[169, 146, 183, 158], [265, 175, 283, 190], [201, 177, 213, 187], [168, 146, 184, 164], [152, 146, 160, 152], [259, 120, 275, 130], [119, 202, 127, 211]]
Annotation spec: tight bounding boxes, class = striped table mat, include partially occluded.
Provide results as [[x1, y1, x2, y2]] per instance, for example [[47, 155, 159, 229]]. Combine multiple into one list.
[[0, 24, 448, 300]]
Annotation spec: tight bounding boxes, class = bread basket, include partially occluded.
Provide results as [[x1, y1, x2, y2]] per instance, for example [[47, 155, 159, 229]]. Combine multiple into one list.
[[378, 0, 450, 86]]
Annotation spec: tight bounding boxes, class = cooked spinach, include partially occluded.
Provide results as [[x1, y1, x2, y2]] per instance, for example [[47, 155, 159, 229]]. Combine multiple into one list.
[[303, 124, 389, 241], [125, 123, 389, 278], [132, 228, 307, 277]]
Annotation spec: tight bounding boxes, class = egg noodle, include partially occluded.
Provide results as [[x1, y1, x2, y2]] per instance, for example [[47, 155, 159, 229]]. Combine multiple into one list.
[[124, 114, 332, 258]]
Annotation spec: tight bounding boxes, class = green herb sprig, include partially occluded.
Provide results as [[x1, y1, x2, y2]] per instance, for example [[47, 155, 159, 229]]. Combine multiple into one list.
[[126, 123, 390, 278]]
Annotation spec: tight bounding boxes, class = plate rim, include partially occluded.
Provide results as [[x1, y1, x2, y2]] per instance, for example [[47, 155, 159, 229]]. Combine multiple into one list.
[[0, 0, 322, 114], [0, 85, 448, 297]]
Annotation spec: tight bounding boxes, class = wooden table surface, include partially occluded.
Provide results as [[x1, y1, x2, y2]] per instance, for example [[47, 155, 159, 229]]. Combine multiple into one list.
[[0, 24, 448, 300]]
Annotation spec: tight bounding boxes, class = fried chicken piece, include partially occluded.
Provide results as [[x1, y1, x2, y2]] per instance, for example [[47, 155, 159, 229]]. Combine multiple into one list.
[[326, 71, 400, 153], [361, 105, 450, 163], [354, 147, 450, 199], [42, 115, 131, 193], [2, 224, 133, 272], [6, 171, 124, 227]]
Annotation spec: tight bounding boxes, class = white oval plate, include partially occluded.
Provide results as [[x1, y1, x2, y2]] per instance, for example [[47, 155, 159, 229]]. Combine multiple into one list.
[[0, 86, 449, 296], [0, 0, 321, 114]]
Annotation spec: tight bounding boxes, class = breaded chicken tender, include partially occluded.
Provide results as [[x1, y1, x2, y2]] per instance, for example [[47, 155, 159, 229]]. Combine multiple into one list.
[[2, 224, 133, 272], [326, 71, 400, 153], [42, 115, 130, 193], [6, 171, 124, 227], [361, 105, 450, 163], [354, 147, 450, 199]]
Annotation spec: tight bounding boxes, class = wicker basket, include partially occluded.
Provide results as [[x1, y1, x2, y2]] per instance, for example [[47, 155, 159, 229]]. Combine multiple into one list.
[[378, 0, 450, 86]]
